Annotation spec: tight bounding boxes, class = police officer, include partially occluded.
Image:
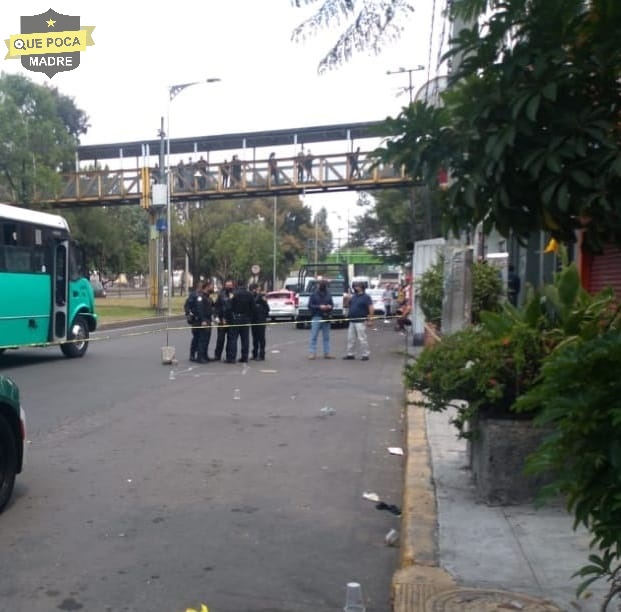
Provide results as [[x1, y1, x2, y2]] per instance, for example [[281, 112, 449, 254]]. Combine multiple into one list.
[[250, 283, 270, 360], [214, 278, 235, 362], [192, 280, 214, 363], [184, 282, 200, 362], [226, 279, 256, 363]]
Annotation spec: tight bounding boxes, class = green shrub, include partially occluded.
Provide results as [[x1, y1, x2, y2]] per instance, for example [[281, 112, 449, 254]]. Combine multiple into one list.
[[472, 260, 504, 323], [408, 257, 621, 603], [407, 262, 620, 435], [416, 255, 504, 329], [517, 330, 621, 601], [417, 257, 444, 328], [405, 321, 544, 435]]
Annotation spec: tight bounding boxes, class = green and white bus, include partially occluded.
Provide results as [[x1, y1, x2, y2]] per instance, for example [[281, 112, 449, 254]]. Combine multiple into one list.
[[0, 203, 97, 358]]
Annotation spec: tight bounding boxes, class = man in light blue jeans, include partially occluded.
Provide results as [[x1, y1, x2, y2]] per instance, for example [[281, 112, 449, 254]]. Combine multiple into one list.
[[308, 280, 335, 359]]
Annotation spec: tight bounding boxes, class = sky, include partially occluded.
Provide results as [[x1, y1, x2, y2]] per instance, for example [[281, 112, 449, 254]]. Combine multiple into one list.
[[1, 1, 449, 235]]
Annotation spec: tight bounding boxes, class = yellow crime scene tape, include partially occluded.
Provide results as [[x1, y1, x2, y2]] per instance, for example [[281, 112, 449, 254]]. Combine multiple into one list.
[[0, 314, 405, 352]]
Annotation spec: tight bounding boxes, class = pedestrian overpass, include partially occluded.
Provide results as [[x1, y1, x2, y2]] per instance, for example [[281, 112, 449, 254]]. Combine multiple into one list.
[[23, 120, 420, 309], [29, 120, 418, 208]]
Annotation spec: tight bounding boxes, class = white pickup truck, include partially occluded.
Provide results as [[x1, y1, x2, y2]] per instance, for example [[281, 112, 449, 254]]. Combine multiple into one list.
[[294, 264, 350, 329]]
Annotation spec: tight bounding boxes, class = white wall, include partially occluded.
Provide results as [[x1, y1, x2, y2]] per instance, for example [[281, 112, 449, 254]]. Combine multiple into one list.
[[412, 238, 446, 342]]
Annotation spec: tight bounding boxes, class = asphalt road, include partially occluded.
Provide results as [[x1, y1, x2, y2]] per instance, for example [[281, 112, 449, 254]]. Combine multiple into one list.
[[0, 319, 409, 612]]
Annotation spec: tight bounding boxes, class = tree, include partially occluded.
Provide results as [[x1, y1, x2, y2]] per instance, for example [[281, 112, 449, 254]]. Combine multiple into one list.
[[0, 72, 89, 203], [212, 221, 274, 283], [305, 206, 332, 262], [171, 196, 319, 284], [291, 0, 414, 72], [350, 187, 442, 260], [66, 206, 148, 279], [375, 0, 621, 252]]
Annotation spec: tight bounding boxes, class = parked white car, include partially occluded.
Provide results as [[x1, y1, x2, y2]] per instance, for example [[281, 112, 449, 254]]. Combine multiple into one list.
[[266, 290, 297, 321]]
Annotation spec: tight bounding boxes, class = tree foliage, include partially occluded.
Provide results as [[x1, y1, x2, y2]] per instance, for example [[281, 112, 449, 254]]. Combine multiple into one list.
[[375, 0, 621, 252], [212, 221, 274, 282], [0, 72, 89, 204], [351, 187, 443, 261], [53, 195, 321, 286], [417, 255, 504, 328], [66, 207, 148, 278], [171, 196, 324, 286], [291, 0, 414, 73]]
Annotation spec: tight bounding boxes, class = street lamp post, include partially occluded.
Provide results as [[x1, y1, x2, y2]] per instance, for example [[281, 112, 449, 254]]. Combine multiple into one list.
[[165, 77, 221, 316], [386, 65, 425, 104], [272, 195, 277, 291], [334, 211, 350, 264], [336, 227, 344, 264], [314, 215, 318, 265]]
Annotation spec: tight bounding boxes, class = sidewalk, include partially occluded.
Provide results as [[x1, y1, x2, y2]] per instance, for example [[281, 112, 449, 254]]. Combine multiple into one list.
[[392, 392, 609, 611]]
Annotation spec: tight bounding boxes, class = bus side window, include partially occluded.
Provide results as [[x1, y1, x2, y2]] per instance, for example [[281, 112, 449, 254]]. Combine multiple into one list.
[[2, 223, 18, 246], [32, 247, 46, 273]]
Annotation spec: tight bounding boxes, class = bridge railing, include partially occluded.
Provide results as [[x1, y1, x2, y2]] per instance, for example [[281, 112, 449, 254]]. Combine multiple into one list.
[[169, 151, 408, 196], [31, 151, 412, 206], [33, 168, 144, 205]]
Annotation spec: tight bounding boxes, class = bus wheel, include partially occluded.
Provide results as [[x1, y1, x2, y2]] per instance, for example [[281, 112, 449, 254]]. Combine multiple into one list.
[[61, 316, 89, 358], [0, 413, 18, 513]]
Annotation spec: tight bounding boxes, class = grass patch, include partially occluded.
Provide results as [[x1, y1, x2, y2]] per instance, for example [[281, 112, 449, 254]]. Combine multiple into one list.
[[95, 296, 185, 325]]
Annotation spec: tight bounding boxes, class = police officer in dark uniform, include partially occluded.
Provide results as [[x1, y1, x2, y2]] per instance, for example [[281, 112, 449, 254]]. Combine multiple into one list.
[[214, 278, 235, 362], [250, 283, 270, 361], [226, 279, 256, 363], [184, 282, 200, 362], [192, 280, 214, 363]]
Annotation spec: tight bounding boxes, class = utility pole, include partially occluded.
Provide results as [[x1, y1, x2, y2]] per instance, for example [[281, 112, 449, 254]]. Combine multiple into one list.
[[386, 65, 425, 104], [314, 214, 318, 265]]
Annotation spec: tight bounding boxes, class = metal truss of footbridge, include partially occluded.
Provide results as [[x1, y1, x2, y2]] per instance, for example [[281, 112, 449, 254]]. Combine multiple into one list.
[[30, 120, 418, 209]]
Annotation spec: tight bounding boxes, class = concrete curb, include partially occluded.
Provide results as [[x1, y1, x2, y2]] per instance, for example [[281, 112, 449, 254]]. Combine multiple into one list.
[[392, 391, 456, 611], [392, 390, 563, 612]]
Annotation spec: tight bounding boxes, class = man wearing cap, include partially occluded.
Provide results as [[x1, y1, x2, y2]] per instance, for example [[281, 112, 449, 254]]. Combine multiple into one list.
[[307, 279, 335, 359], [343, 281, 374, 361]]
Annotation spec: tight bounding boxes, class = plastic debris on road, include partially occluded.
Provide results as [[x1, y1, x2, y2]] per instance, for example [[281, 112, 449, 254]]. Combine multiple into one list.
[[362, 491, 380, 502], [344, 581, 366, 611], [319, 405, 336, 416], [388, 446, 404, 455], [385, 528, 399, 547]]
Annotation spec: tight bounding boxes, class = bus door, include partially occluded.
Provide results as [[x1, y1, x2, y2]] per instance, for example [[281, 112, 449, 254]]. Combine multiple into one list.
[[51, 239, 69, 341]]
